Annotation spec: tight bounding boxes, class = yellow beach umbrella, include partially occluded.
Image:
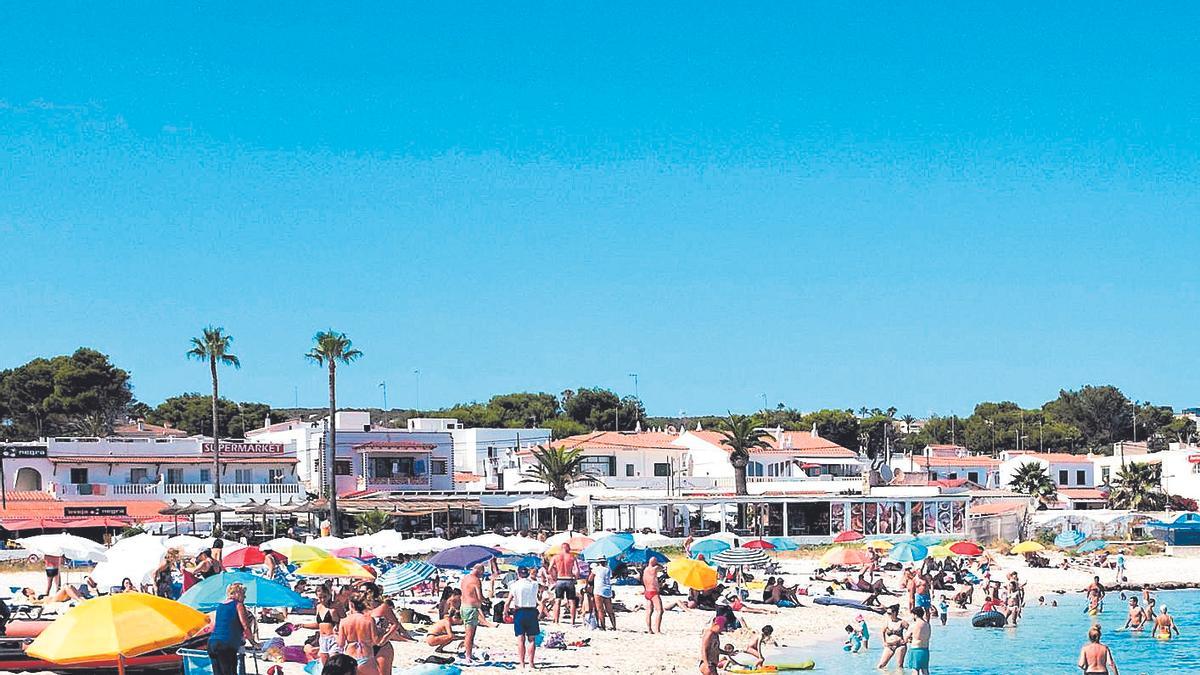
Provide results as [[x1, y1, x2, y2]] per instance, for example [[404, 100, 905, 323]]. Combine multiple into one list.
[[26, 592, 207, 674], [666, 558, 718, 590], [928, 545, 955, 559], [1011, 541, 1045, 554], [296, 556, 374, 579], [283, 543, 333, 563], [865, 540, 893, 551]]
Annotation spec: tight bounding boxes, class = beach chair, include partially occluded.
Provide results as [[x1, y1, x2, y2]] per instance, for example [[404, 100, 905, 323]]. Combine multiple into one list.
[[178, 647, 261, 675]]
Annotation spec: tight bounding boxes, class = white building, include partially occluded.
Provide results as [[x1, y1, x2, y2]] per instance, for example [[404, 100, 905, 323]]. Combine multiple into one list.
[[679, 426, 863, 482], [890, 445, 1001, 488], [405, 418, 549, 490], [512, 430, 693, 492]]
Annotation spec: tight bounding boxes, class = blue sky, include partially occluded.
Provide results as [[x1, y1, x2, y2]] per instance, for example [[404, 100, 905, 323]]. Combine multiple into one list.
[[2, 5, 1198, 416]]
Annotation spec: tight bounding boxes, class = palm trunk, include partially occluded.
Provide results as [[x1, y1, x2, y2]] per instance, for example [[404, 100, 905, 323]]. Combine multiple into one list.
[[210, 357, 222, 531], [327, 362, 340, 536], [734, 465, 748, 496]]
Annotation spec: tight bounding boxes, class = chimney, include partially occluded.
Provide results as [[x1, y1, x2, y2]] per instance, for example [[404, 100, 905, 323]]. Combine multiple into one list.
[[264, 414, 271, 428], [137, 420, 145, 432], [810, 422, 819, 438]]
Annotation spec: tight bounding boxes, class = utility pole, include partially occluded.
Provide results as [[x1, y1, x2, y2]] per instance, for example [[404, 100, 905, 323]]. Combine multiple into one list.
[[1039, 420, 1044, 452], [379, 381, 387, 411], [628, 373, 639, 399], [760, 393, 768, 413], [413, 370, 421, 410], [614, 407, 620, 432]]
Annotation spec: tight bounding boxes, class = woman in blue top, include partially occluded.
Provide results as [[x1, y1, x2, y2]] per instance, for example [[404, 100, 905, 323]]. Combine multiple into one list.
[[208, 582, 256, 675]]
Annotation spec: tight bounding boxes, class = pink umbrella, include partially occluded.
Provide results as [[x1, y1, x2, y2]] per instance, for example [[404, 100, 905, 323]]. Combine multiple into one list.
[[331, 546, 377, 561], [833, 531, 864, 543]]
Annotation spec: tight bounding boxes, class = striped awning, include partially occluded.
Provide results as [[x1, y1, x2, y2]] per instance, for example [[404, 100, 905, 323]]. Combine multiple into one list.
[[379, 560, 437, 595], [711, 547, 771, 568]]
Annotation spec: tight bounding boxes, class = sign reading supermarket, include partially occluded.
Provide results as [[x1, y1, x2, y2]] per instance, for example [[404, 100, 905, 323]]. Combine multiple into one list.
[[201, 442, 284, 455]]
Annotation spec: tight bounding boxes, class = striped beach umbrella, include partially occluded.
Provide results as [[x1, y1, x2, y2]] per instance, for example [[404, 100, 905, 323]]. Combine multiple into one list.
[[379, 560, 437, 595], [712, 547, 770, 568]]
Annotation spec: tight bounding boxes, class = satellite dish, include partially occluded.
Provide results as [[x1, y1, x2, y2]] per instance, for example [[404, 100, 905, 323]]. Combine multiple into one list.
[[879, 465, 894, 482]]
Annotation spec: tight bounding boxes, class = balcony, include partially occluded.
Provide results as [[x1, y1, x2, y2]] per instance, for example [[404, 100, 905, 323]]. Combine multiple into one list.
[[54, 482, 302, 502], [357, 475, 431, 491]]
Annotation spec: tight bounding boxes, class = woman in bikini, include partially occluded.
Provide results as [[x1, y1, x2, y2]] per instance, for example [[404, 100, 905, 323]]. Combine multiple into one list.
[[876, 605, 908, 670], [362, 583, 412, 675], [337, 597, 380, 675], [313, 586, 343, 666]]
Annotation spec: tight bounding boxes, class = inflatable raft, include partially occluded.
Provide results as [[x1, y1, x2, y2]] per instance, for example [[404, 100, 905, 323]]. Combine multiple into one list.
[[971, 610, 1007, 628]]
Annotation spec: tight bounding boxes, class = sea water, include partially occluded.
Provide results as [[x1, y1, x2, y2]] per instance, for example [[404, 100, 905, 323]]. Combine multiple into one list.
[[796, 589, 1200, 674]]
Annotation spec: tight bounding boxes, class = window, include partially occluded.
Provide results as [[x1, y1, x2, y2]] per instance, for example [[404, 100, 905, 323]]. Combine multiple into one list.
[[1058, 470, 1069, 486], [1103, 467, 1112, 482], [653, 463, 671, 477], [431, 460, 448, 475], [268, 469, 284, 484], [968, 472, 979, 484], [334, 460, 352, 476], [166, 469, 185, 484], [129, 468, 150, 484], [14, 468, 41, 491], [234, 469, 253, 483], [748, 462, 764, 477], [1076, 470, 1086, 486], [580, 456, 615, 477], [948, 472, 958, 480], [69, 468, 88, 485], [625, 464, 635, 477], [199, 469, 211, 484]]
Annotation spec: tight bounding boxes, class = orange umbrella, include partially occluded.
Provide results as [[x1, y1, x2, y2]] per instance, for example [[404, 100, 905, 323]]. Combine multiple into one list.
[[821, 546, 871, 566], [566, 536, 594, 552]]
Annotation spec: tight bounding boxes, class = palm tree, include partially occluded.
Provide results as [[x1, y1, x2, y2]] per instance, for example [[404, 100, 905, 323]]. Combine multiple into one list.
[[1009, 462, 1057, 504], [355, 508, 392, 534], [1108, 462, 1165, 511], [716, 413, 773, 496], [900, 414, 917, 434], [305, 330, 362, 536], [187, 326, 239, 529], [520, 445, 601, 500]]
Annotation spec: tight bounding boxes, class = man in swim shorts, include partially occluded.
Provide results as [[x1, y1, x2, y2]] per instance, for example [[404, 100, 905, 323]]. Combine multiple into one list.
[[1123, 597, 1145, 631], [505, 567, 541, 669], [905, 606, 931, 675], [43, 554, 62, 597], [460, 564, 484, 663], [1153, 605, 1180, 640], [642, 556, 664, 634], [550, 543, 579, 625], [1078, 625, 1119, 675]]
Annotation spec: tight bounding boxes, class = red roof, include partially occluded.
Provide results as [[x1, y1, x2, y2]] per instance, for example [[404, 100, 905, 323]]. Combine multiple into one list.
[[970, 502, 1027, 516], [1058, 488, 1106, 500], [690, 430, 857, 459], [555, 431, 684, 451], [112, 421, 189, 438], [913, 456, 1000, 468]]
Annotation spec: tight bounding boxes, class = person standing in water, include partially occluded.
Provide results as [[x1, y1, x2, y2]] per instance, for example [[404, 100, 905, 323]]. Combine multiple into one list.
[[877, 605, 908, 670], [905, 606, 931, 675], [1153, 605, 1180, 640], [1078, 625, 1119, 675]]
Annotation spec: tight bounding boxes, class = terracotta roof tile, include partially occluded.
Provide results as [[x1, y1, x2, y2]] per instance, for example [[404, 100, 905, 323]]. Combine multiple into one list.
[[690, 430, 857, 459], [970, 502, 1027, 516], [912, 456, 1000, 468]]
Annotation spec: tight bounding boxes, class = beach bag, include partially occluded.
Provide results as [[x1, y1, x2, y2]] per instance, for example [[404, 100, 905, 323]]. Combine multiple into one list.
[[543, 631, 566, 649]]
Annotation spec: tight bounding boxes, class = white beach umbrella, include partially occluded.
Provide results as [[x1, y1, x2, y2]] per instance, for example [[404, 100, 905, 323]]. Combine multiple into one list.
[[544, 530, 588, 549], [307, 535, 349, 550], [163, 535, 210, 557], [17, 534, 107, 562], [92, 534, 168, 590], [633, 532, 674, 548], [367, 530, 405, 551], [260, 537, 304, 556], [462, 533, 508, 549], [695, 531, 738, 545], [501, 537, 548, 555]]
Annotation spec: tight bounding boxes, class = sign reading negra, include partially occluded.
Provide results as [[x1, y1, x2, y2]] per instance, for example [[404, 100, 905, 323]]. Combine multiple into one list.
[[201, 442, 284, 455], [0, 445, 48, 459], [64, 506, 128, 517]]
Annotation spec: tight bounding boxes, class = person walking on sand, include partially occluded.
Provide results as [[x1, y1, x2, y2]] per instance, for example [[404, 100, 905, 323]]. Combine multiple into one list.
[[905, 606, 931, 675], [550, 543, 579, 625], [642, 556, 664, 634], [699, 615, 727, 675], [460, 564, 485, 663], [589, 558, 616, 630], [1078, 625, 1119, 675], [504, 567, 541, 670]]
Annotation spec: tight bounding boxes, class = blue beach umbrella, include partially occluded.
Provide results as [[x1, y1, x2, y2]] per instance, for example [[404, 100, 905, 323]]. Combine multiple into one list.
[[1077, 540, 1109, 554], [622, 547, 669, 565], [379, 560, 438, 595], [766, 537, 799, 551], [889, 540, 929, 563], [428, 545, 500, 569], [1054, 530, 1087, 548], [690, 539, 731, 560], [179, 571, 312, 611], [581, 532, 635, 561], [501, 554, 544, 569], [915, 534, 947, 546]]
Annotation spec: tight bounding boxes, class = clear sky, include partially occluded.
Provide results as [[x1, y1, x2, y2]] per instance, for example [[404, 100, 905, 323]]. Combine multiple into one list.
[[2, 5, 1198, 417]]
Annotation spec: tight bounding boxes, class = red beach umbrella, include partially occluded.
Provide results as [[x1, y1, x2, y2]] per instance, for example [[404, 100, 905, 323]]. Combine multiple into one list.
[[949, 541, 984, 557], [833, 531, 865, 543], [332, 546, 377, 561], [221, 546, 283, 568], [742, 539, 776, 550]]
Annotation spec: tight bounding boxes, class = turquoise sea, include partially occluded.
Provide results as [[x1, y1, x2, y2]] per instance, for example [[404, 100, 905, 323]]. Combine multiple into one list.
[[794, 590, 1200, 674]]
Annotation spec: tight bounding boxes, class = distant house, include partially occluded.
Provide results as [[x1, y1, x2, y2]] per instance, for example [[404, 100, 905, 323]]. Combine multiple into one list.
[[111, 420, 189, 438], [1000, 451, 1096, 491], [889, 444, 1001, 488], [678, 426, 862, 481]]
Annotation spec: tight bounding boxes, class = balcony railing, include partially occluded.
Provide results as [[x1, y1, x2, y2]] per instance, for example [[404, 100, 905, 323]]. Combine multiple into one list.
[[358, 475, 431, 489], [55, 482, 302, 500]]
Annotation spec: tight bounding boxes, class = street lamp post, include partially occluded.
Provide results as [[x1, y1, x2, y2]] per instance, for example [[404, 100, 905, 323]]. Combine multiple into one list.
[[413, 369, 421, 410], [628, 373, 639, 399]]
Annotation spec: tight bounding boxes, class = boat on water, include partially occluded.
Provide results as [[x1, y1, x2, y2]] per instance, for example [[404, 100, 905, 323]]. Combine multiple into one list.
[[0, 620, 205, 672]]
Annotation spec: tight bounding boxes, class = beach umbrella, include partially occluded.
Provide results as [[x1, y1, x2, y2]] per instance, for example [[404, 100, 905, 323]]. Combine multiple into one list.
[[712, 547, 771, 568], [928, 545, 955, 559], [163, 535, 210, 557], [695, 531, 738, 544], [544, 530, 588, 548], [280, 543, 332, 563], [419, 537, 453, 552], [1077, 540, 1109, 554], [1054, 530, 1087, 548], [915, 534, 947, 546], [742, 539, 776, 550], [581, 532, 635, 561], [296, 557, 374, 579], [179, 571, 312, 611], [633, 532, 674, 548], [307, 535, 349, 550], [948, 541, 984, 557], [501, 537, 549, 555], [261, 537, 303, 555], [91, 534, 168, 590], [1011, 541, 1045, 554], [222, 546, 280, 568], [889, 541, 929, 563], [865, 539, 894, 551], [428, 545, 499, 569], [689, 539, 731, 559], [379, 560, 438, 595], [833, 531, 864, 543], [331, 546, 377, 561], [26, 592, 207, 674], [364, 530, 406, 556], [17, 533, 107, 561], [501, 554, 544, 569], [565, 535, 594, 552], [821, 546, 871, 566], [666, 558, 718, 590], [766, 537, 799, 551], [622, 547, 669, 565]]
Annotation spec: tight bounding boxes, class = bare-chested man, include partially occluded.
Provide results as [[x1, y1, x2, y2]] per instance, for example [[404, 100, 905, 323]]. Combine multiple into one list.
[[642, 556, 664, 634], [1122, 597, 1145, 631], [460, 564, 485, 663], [1078, 625, 1119, 675], [698, 615, 726, 675], [550, 543, 579, 625]]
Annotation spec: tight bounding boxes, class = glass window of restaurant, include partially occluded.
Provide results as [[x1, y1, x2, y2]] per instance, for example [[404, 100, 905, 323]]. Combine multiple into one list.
[[167, 468, 184, 484]]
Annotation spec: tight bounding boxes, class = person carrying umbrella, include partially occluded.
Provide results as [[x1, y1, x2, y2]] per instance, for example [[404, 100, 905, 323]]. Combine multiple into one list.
[[208, 582, 257, 675]]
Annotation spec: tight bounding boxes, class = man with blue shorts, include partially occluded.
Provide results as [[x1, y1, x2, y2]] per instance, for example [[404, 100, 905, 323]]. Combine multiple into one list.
[[905, 606, 931, 675], [505, 567, 542, 669]]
